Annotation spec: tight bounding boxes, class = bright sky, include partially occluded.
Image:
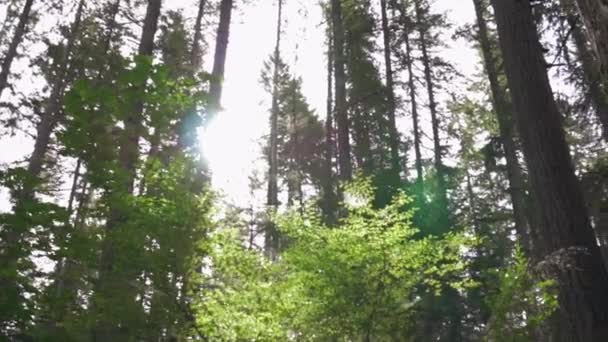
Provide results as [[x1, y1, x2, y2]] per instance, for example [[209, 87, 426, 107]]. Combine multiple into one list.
[[0, 0, 479, 210], [202, 0, 478, 205]]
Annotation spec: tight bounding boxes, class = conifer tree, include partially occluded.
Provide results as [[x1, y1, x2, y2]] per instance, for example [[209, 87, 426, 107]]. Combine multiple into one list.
[[491, 0, 608, 339], [330, 0, 352, 181]]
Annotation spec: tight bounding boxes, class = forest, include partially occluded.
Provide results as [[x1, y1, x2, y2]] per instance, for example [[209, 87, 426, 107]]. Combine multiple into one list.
[[0, 0, 606, 340]]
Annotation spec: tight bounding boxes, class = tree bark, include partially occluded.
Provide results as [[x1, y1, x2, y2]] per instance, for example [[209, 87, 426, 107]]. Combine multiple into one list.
[[380, 0, 401, 177], [331, 0, 352, 181], [265, 0, 282, 258], [208, 0, 233, 115], [190, 0, 207, 71], [490, 1, 608, 340], [472, 0, 533, 255], [0, 0, 34, 97], [321, 29, 337, 224]]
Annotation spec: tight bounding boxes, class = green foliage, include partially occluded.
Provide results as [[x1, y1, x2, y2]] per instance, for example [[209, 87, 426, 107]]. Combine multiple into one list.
[[193, 178, 474, 340], [486, 246, 558, 341]]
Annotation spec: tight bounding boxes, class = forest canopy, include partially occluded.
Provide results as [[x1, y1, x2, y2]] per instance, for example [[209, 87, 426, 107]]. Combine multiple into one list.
[[0, 0, 606, 341]]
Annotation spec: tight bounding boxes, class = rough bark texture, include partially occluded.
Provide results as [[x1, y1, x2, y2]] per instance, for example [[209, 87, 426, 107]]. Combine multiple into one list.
[[331, 0, 352, 181], [380, 0, 401, 177], [490, 1, 608, 340], [208, 0, 233, 115], [266, 0, 282, 258], [472, 0, 533, 255], [0, 0, 34, 97]]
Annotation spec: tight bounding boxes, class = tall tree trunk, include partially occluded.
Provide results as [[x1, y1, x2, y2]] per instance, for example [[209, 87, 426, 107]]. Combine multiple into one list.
[[402, 11, 423, 187], [415, 0, 448, 233], [561, 1, 608, 141], [472, 0, 533, 255], [93, 1, 161, 340], [26, 0, 85, 196], [0, 0, 34, 97], [331, 0, 352, 181], [573, 0, 608, 84], [265, 0, 282, 258], [380, 0, 401, 177], [191, 0, 207, 71], [208, 0, 233, 114], [321, 30, 337, 224], [490, 1, 608, 340]]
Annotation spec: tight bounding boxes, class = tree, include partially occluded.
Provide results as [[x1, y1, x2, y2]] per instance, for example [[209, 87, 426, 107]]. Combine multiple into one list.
[[573, 0, 608, 84], [92, 0, 162, 339], [0, 0, 34, 97], [330, 0, 352, 181], [400, 6, 423, 186], [490, 0, 608, 340], [560, 0, 608, 141], [209, 0, 233, 115], [320, 22, 337, 224], [266, 0, 283, 258], [414, 0, 450, 235], [191, 0, 207, 71], [471, 0, 532, 254], [380, 0, 401, 178]]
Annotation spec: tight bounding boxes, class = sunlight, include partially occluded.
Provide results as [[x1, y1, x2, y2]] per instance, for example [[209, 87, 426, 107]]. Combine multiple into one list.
[[199, 104, 266, 203]]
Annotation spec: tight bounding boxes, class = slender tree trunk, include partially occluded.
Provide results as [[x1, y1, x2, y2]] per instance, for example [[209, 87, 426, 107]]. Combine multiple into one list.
[[472, 0, 533, 255], [266, 0, 282, 258], [331, 0, 352, 181], [26, 0, 85, 196], [0, 0, 34, 97], [490, 1, 608, 340], [322, 30, 337, 224], [191, 0, 207, 71], [208, 0, 233, 114], [380, 0, 401, 177], [573, 0, 608, 84], [402, 13, 423, 186], [415, 0, 448, 232]]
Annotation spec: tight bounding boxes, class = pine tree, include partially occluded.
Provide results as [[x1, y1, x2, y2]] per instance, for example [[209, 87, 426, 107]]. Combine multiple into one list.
[[330, 0, 352, 181], [266, 0, 283, 258], [490, 0, 608, 339], [471, 0, 532, 254], [380, 0, 401, 179], [414, 0, 450, 236]]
